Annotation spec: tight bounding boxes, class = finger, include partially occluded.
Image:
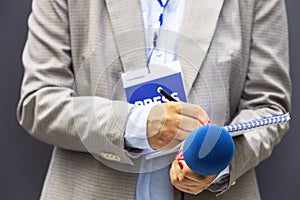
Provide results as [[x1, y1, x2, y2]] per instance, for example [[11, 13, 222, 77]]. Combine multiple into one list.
[[159, 137, 181, 150], [180, 161, 209, 182], [173, 128, 191, 141], [174, 185, 196, 194], [157, 125, 189, 144], [174, 160, 194, 186], [171, 161, 207, 194], [173, 181, 201, 195], [184, 169, 217, 184], [170, 161, 186, 188], [170, 162, 179, 185], [182, 170, 206, 183], [171, 160, 202, 185], [176, 102, 209, 124], [147, 122, 181, 150], [176, 115, 202, 132], [175, 174, 207, 194], [174, 160, 184, 175], [180, 161, 218, 185]]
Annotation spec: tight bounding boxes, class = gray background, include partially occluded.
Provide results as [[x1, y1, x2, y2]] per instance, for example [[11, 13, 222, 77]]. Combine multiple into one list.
[[0, 0, 299, 199]]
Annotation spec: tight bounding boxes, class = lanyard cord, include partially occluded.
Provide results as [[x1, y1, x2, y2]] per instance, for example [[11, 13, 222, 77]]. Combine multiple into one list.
[[157, 0, 170, 26], [147, 0, 171, 72]]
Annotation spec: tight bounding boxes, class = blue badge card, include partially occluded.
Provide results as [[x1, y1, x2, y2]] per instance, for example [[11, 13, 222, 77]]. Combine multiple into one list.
[[122, 61, 187, 106]]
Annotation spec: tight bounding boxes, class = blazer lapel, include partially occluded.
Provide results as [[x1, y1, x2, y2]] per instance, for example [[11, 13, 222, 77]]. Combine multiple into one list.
[[178, 0, 224, 95], [105, 0, 147, 72], [105, 0, 224, 94]]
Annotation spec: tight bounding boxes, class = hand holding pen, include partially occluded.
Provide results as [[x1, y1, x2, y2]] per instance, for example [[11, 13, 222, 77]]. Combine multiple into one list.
[[146, 87, 209, 150], [155, 88, 218, 195]]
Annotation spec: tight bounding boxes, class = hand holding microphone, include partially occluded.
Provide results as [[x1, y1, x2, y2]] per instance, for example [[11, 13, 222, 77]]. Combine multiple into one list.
[[156, 88, 290, 195], [170, 158, 218, 195], [169, 123, 235, 195], [180, 112, 290, 176]]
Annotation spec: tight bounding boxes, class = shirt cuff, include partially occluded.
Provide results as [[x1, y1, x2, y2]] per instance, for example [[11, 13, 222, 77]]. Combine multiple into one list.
[[125, 104, 155, 150], [206, 165, 230, 193]]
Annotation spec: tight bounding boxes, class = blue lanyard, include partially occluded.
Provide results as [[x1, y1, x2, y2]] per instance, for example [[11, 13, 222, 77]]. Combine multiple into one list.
[[147, 0, 171, 71], [157, 0, 170, 26]]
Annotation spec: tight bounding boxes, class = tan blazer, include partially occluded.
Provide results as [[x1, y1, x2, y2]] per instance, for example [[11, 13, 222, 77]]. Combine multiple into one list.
[[17, 0, 291, 199]]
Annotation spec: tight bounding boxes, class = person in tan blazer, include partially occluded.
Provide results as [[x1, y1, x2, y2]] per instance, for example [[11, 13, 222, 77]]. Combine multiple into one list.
[[17, 0, 291, 199]]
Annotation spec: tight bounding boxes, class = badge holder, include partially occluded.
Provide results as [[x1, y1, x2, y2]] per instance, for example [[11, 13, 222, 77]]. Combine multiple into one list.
[[121, 61, 188, 106]]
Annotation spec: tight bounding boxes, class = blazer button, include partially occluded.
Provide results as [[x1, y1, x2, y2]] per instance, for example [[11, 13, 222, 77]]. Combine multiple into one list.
[[155, 49, 163, 57], [100, 152, 121, 162]]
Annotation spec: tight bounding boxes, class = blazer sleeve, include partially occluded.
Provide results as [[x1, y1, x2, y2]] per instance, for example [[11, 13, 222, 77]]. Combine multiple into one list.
[[226, 0, 291, 190], [17, 0, 135, 165]]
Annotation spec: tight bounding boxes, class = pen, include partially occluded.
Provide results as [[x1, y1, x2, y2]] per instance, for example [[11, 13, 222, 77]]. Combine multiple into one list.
[[157, 87, 211, 126], [157, 87, 178, 102]]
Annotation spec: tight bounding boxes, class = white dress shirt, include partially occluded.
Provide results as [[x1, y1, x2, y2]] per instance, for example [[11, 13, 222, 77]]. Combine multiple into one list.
[[125, 1, 229, 199]]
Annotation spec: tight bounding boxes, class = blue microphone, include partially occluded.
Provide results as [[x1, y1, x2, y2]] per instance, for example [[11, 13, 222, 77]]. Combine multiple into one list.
[[182, 112, 291, 175], [157, 87, 290, 176], [157, 87, 234, 175], [182, 125, 235, 176]]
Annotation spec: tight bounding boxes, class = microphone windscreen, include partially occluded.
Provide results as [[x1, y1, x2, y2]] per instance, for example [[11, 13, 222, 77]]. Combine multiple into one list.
[[183, 125, 234, 176]]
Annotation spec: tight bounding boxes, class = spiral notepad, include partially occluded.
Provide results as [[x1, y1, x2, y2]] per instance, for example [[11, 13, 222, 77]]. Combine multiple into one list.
[[224, 113, 291, 137], [145, 113, 291, 160]]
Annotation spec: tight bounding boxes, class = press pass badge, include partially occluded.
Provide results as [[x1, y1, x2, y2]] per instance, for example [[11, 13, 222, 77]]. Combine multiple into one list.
[[121, 61, 187, 106]]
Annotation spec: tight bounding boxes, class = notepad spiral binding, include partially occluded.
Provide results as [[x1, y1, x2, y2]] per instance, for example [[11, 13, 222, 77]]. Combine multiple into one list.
[[224, 113, 291, 133]]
